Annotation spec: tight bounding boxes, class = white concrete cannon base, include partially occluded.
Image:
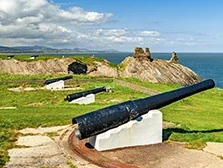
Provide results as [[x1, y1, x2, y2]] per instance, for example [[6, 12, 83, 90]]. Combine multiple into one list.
[[69, 94, 95, 104], [89, 110, 162, 151], [46, 80, 64, 90]]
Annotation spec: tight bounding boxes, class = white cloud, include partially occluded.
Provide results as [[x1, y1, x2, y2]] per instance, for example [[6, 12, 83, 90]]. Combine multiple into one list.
[[169, 37, 197, 46], [0, 0, 116, 48], [63, 7, 113, 23], [0, 0, 112, 24], [0, 0, 162, 50], [138, 31, 160, 37], [102, 36, 143, 43], [86, 28, 144, 44], [96, 29, 128, 37]]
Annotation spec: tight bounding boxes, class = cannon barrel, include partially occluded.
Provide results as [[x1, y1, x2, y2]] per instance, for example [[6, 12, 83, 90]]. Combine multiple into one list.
[[44, 75, 72, 85], [72, 79, 215, 140], [65, 86, 109, 102]]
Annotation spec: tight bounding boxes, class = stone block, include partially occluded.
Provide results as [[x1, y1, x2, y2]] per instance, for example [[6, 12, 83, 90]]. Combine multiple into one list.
[[69, 94, 95, 104], [89, 110, 162, 151], [46, 80, 64, 90]]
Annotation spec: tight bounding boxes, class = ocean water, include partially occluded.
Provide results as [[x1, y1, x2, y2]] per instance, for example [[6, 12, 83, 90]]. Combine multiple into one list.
[[49, 52, 223, 89]]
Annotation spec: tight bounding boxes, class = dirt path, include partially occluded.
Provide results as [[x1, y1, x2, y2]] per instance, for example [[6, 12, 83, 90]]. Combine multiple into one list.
[[114, 79, 160, 95]]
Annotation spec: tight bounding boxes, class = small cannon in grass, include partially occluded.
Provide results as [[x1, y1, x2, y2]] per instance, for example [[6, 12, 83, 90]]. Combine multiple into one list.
[[44, 75, 73, 85], [44, 75, 72, 89], [65, 86, 110, 104], [72, 79, 215, 140]]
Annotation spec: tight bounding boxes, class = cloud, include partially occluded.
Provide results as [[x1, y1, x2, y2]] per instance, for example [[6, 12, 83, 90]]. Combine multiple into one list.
[[0, 0, 162, 50], [167, 37, 201, 46], [60, 7, 113, 23], [96, 29, 128, 37], [0, 0, 118, 48], [138, 31, 160, 37], [0, 0, 113, 24], [99, 36, 143, 43]]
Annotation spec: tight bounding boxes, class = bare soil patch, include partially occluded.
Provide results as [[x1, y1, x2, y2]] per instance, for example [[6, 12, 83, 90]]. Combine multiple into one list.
[[101, 142, 223, 168]]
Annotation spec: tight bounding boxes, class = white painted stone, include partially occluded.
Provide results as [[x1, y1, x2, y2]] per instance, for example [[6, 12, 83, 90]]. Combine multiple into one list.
[[46, 80, 64, 90], [69, 94, 95, 104], [89, 110, 162, 151]]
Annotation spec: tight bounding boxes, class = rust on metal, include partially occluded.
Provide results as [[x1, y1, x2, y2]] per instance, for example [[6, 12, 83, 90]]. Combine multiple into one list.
[[68, 131, 138, 168]]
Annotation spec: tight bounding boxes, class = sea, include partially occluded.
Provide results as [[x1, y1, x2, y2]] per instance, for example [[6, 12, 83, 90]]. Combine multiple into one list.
[[48, 52, 223, 89]]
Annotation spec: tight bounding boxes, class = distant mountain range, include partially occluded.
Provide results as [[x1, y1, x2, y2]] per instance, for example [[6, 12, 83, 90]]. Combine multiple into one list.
[[0, 45, 120, 53]]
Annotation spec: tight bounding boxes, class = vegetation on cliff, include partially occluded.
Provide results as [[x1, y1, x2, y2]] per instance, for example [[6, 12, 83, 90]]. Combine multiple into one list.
[[0, 53, 201, 85]]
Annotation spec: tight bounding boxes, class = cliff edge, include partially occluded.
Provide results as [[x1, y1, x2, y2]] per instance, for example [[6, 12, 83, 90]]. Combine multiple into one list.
[[0, 49, 202, 85], [119, 47, 201, 85], [119, 56, 201, 85]]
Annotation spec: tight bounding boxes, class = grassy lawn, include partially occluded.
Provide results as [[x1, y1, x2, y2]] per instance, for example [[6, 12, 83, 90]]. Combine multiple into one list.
[[0, 74, 223, 166], [120, 77, 223, 142], [0, 73, 147, 166]]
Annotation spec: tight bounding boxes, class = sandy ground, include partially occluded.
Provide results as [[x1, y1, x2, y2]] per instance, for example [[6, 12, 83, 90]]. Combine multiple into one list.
[[5, 125, 223, 168]]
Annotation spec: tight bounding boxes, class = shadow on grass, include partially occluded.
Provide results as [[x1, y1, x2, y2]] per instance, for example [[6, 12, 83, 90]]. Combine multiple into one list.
[[163, 128, 223, 141]]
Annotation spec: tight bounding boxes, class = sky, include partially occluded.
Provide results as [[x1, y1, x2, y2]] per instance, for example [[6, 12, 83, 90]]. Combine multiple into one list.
[[0, 0, 222, 52]]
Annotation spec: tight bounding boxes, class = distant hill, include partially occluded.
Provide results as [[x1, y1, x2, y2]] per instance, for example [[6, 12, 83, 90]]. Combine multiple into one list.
[[0, 46, 13, 51], [0, 45, 54, 53], [0, 45, 120, 53], [11, 45, 54, 51]]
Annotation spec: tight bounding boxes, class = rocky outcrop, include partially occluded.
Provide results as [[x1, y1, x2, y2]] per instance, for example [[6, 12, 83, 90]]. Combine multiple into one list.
[[169, 52, 179, 64], [0, 58, 75, 75], [0, 54, 202, 85], [0, 58, 118, 77], [88, 61, 118, 77], [119, 57, 202, 85], [133, 47, 153, 62]]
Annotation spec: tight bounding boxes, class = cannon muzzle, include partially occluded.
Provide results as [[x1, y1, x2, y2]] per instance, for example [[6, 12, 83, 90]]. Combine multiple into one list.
[[72, 79, 215, 140], [65, 86, 110, 102], [44, 75, 72, 85]]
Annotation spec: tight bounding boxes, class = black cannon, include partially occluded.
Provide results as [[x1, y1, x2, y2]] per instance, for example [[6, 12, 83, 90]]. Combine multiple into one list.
[[44, 75, 72, 85], [65, 86, 110, 102], [72, 79, 215, 140], [68, 62, 87, 74]]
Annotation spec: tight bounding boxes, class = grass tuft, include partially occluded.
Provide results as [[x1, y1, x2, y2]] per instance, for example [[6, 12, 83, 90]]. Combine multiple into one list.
[[186, 141, 207, 150]]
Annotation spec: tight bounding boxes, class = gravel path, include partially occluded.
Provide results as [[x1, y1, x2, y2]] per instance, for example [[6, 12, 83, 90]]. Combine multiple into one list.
[[114, 79, 160, 95]]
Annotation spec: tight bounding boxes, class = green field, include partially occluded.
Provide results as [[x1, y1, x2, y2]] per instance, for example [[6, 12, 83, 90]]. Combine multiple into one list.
[[0, 73, 223, 166]]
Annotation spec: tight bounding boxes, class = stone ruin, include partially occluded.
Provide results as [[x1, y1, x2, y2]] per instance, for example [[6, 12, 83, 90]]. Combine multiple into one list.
[[133, 47, 153, 62], [169, 52, 179, 63]]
